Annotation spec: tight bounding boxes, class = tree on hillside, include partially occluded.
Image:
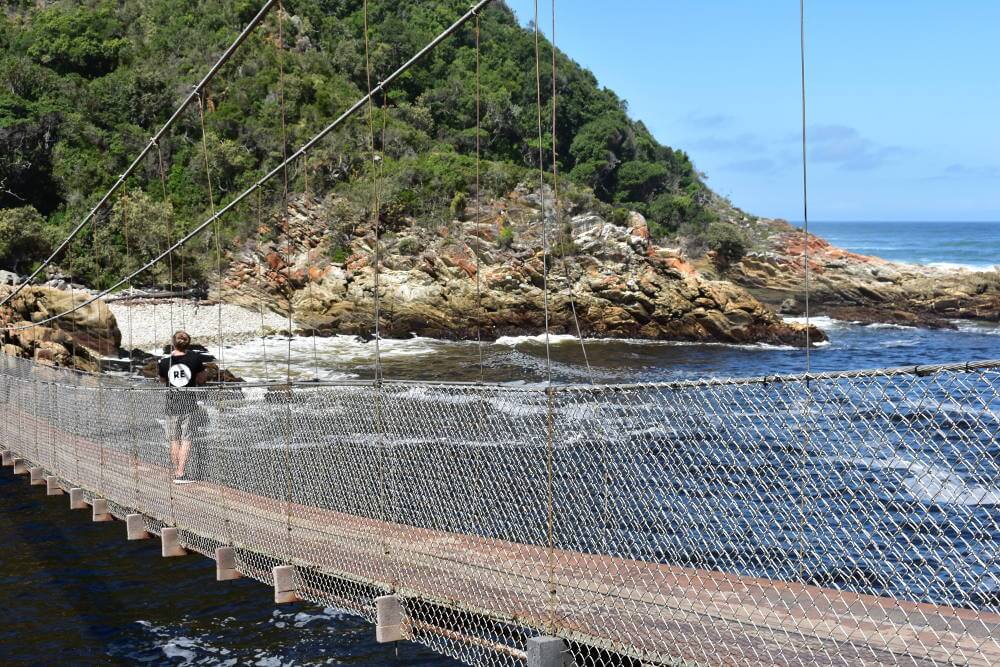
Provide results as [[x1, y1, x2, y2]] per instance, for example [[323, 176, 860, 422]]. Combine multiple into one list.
[[0, 205, 51, 273]]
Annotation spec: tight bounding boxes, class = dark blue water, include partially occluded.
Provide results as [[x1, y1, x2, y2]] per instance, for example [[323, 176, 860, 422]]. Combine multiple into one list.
[[0, 467, 458, 666], [809, 220, 1000, 270]]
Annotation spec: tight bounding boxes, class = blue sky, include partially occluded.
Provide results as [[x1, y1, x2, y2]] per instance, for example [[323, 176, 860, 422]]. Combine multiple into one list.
[[503, 1, 1000, 222]]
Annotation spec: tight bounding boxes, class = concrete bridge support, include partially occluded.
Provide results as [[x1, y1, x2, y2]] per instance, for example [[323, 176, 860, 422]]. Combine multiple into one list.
[[69, 488, 87, 509], [1, 450, 13, 466], [161, 527, 187, 557], [29, 467, 45, 486], [215, 547, 241, 581], [92, 498, 113, 522], [273, 565, 299, 604], [527, 636, 570, 667], [126, 514, 150, 540], [12, 458, 28, 475], [375, 594, 403, 643], [46, 476, 63, 495]]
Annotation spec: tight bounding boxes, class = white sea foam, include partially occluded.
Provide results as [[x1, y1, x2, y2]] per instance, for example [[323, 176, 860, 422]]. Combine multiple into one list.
[[494, 332, 823, 350], [160, 638, 199, 664], [936, 400, 1000, 422], [902, 468, 1000, 506], [494, 333, 580, 346], [881, 339, 917, 348], [865, 322, 916, 330], [395, 386, 481, 405], [831, 454, 1000, 506], [952, 320, 1000, 336], [925, 261, 999, 273], [219, 334, 441, 382]]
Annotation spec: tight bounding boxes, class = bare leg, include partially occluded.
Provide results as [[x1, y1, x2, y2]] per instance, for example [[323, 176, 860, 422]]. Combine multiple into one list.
[[170, 441, 181, 475], [176, 440, 192, 477]]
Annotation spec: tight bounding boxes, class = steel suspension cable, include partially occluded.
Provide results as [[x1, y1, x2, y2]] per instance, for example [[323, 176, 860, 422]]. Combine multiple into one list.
[[363, 0, 383, 384], [275, 0, 295, 563], [256, 189, 271, 381], [800, 0, 812, 365], [197, 92, 225, 381], [797, 0, 813, 589], [0, 0, 280, 312], [474, 13, 485, 382], [303, 152, 320, 382], [2, 0, 496, 335], [154, 141, 175, 344], [121, 194, 144, 520], [363, 0, 395, 577], [276, 0, 292, 385], [91, 211, 112, 364], [547, 0, 593, 382], [197, 88, 236, 544], [533, 0, 553, 385], [121, 189, 134, 367]]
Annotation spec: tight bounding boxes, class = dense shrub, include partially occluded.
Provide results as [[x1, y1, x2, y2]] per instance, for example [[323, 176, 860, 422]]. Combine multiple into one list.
[[396, 236, 420, 255], [704, 222, 747, 266], [497, 224, 514, 249], [0, 205, 50, 272]]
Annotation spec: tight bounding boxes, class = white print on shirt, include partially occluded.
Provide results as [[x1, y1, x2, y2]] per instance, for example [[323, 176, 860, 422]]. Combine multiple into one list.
[[168, 363, 193, 388]]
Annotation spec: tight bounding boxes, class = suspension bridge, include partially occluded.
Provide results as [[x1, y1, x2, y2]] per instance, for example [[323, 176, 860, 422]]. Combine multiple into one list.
[[1, 1, 999, 666]]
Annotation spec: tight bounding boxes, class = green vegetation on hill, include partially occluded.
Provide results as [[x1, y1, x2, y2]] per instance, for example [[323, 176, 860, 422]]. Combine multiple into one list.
[[0, 0, 718, 287]]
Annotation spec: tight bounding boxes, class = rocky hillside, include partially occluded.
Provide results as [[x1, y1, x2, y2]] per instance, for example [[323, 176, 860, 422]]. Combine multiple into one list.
[[218, 189, 821, 347]]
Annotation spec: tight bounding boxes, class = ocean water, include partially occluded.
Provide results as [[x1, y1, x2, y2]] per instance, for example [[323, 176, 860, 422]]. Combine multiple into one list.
[[808, 220, 1000, 271], [2, 221, 999, 664]]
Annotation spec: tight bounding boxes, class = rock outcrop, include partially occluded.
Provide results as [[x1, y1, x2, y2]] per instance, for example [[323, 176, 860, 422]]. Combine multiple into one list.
[[725, 222, 1000, 328], [220, 189, 822, 347], [0, 285, 121, 371]]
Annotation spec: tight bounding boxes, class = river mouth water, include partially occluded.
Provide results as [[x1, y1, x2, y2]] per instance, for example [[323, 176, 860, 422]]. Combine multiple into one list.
[[3, 316, 999, 665], [0, 468, 457, 665], [215, 316, 1000, 384]]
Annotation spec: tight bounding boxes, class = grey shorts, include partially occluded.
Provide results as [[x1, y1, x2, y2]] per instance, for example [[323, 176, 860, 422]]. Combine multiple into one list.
[[166, 414, 193, 442]]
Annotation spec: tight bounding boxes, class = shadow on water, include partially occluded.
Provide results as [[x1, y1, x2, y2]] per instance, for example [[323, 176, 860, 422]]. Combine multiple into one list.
[[0, 468, 458, 666]]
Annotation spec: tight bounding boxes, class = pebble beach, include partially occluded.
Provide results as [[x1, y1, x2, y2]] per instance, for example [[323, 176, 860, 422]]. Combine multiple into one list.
[[108, 300, 293, 351]]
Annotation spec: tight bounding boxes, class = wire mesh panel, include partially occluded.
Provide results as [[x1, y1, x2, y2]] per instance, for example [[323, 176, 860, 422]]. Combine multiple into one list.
[[1, 354, 998, 667], [380, 383, 553, 666], [282, 383, 390, 620]]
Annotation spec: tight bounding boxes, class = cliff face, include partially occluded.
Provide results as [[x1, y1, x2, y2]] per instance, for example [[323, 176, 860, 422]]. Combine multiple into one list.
[[219, 189, 822, 347], [723, 221, 1000, 328]]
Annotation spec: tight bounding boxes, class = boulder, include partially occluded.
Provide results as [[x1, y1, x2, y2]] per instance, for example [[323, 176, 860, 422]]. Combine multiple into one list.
[[1, 285, 120, 369]]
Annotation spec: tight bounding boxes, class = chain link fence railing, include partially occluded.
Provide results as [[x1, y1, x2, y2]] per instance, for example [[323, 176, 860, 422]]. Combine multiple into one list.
[[1, 353, 999, 666]]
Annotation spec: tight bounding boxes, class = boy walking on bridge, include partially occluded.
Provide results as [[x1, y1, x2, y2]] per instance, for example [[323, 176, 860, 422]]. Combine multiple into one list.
[[158, 331, 207, 484]]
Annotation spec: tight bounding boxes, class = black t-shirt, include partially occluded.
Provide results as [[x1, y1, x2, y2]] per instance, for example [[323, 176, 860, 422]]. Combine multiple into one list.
[[158, 350, 207, 415]]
